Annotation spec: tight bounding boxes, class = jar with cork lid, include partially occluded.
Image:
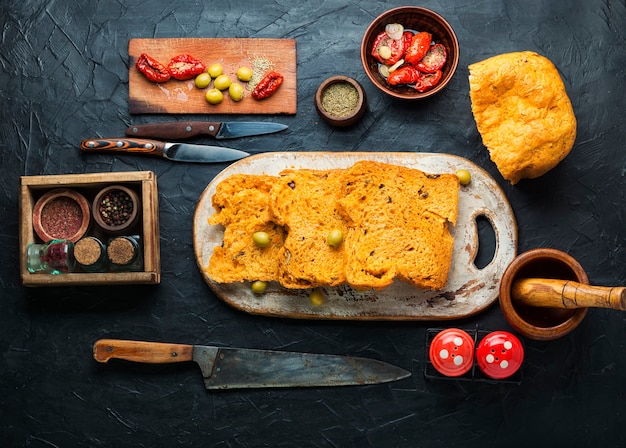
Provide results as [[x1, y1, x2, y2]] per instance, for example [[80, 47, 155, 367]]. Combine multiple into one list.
[[106, 235, 143, 272], [74, 236, 108, 272]]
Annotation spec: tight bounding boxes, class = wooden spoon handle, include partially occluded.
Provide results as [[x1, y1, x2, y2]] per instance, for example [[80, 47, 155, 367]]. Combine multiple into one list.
[[512, 278, 626, 310]]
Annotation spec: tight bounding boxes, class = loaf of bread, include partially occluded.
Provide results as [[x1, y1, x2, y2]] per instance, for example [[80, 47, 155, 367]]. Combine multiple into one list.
[[336, 161, 459, 290], [206, 161, 459, 291], [206, 174, 285, 283], [469, 51, 577, 184], [269, 169, 347, 288]]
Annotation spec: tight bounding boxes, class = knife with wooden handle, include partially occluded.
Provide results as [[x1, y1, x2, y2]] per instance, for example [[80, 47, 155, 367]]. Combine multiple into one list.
[[80, 138, 249, 163], [125, 121, 288, 140], [93, 339, 411, 390]]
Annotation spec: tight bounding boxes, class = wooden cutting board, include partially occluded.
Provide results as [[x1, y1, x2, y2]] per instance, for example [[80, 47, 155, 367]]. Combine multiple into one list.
[[128, 38, 297, 115], [193, 152, 518, 321]]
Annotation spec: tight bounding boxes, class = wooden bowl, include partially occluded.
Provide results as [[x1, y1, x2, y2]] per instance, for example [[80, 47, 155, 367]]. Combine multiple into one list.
[[32, 188, 90, 243], [315, 76, 366, 127], [360, 6, 459, 100], [92, 185, 140, 235], [499, 248, 589, 341]]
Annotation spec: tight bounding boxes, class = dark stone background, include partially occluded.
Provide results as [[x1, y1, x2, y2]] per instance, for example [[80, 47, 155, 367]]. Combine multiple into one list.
[[1, 0, 624, 446]]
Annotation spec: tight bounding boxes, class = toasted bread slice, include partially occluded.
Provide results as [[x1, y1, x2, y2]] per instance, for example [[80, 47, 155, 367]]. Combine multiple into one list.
[[337, 161, 459, 290], [269, 169, 347, 289], [206, 174, 284, 283]]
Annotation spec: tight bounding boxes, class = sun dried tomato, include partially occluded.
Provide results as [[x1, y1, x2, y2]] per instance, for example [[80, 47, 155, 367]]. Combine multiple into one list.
[[415, 44, 447, 73], [387, 65, 421, 86], [414, 70, 443, 92], [371, 31, 413, 66], [251, 71, 284, 100], [135, 53, 171, 83], [405, 31, 432, 66], [167, 54, 207, 80]]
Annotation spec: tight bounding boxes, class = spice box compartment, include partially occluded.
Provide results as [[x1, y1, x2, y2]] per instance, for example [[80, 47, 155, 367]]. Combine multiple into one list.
[[20, 171, 160, 286]]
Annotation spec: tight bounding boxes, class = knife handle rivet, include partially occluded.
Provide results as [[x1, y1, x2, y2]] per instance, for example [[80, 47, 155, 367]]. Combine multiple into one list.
[[171, 351, 178, 358], [116, 141, 123, 148], [131, 127, 138, 134], [145, 143, 153, 149], [185, 125, 192, 133], [208, 125, 216, 132], [88, 141, 96, 148]]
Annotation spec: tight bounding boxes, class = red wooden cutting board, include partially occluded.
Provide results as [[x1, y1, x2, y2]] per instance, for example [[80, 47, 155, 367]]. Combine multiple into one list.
[[128, 38, 297, 115]]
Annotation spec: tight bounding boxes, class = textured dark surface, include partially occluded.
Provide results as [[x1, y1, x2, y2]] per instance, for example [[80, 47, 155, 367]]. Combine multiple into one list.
[[1, 0, 625, 446]]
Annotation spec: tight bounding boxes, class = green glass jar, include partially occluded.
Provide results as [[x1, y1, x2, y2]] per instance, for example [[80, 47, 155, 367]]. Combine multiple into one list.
[[27, 239, 75, 274]]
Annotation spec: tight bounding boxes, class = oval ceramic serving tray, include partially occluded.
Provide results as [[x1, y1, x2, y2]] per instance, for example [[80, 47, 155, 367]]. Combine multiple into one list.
[[193, 152, 518, 321]]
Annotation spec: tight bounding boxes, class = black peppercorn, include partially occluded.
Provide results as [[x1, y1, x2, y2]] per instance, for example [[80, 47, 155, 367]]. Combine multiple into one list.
[[98, 189, 134, 227]]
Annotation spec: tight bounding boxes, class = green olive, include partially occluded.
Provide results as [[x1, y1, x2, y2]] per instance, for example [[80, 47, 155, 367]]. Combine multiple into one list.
[[214, 74, 232, 91], [253, 231, 270, 248], [456, 169, 471, 185], [229, 82, 244, 102], [251, 280, 267, 294], [237, 66, 253, 82], [194, 72, 211, 89], [326, 229, 343, 248], [205, 88, 223, 105], [309, 290, 324, 306], [207, 63, 223, 78]]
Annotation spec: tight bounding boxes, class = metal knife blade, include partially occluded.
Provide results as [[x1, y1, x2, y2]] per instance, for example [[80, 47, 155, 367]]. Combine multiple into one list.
[[93, 339, 411, 390], [125, 121, 288, 140], [80, 138, 249, 163]]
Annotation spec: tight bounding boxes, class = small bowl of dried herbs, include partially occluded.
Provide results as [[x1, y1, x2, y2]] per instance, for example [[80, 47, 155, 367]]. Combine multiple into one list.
[[315, 75, 366, 127]]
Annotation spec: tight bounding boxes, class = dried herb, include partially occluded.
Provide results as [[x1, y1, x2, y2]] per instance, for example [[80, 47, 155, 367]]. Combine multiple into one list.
[[321, 82, 359, 118]]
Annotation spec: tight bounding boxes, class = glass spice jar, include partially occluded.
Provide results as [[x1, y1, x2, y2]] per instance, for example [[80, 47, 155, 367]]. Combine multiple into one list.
[[74, 236, 108, 272], [27, 239, 75, 274], [106, 235, 143, 272]]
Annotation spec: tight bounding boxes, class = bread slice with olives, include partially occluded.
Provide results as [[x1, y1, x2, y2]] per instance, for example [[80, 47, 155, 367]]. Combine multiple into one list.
[[269, 168, 348, 289], [206, 174, 285, 283], [336, 161, 459, 290]]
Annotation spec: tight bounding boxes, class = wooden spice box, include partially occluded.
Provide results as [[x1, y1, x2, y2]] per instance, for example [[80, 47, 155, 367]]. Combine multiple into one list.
[[20, 171, 160, 286]]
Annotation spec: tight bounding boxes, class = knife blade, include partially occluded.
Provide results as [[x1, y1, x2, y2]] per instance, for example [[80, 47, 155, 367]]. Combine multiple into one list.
[[125, 121, 288, 140], [93, 339, 411, 390], [80, 138, 249, 163]]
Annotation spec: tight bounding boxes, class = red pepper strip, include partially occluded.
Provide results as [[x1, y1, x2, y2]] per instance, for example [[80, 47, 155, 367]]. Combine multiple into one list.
[[252, 71, 284, 100], [136, 53, 171, 83], [371, 31, 413, 66], [387, 65, 421, 86], [416, 44, 447, 73], [405, 31, 432, 66], [167, 54, 207, 80], [414, 70, 443, 92]]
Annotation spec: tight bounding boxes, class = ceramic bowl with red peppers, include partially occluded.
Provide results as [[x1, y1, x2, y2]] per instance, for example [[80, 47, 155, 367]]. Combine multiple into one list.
[[360, 6, 459, 100]]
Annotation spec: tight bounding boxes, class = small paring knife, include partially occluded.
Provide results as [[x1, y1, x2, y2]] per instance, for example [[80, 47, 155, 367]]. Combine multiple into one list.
[[80, 138, 249, 163], [125, 121, 288, 140], [93, 339, 411, 390]]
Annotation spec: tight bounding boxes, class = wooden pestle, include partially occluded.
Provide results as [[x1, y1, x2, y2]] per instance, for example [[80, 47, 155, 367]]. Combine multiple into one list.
[[512, 278, 626, 310]]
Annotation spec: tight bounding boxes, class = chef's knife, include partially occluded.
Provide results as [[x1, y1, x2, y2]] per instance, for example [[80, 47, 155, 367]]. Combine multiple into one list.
[[93, 339, 411, 390], [80, 138, 249, 163], [125, 121, 288, 140]]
